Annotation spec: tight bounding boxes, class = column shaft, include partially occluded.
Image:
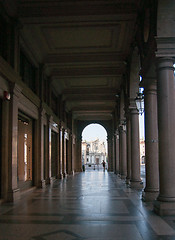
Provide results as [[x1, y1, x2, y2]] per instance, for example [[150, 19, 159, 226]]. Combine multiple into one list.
[[107, 136, 113, 172], [142, 82, 159, 201], [126, 118, 131, 184], [119, 126, 127, 178], [115, 130, 120, 174], [154, 58, 175, 215], [130, 108, 142, 188]]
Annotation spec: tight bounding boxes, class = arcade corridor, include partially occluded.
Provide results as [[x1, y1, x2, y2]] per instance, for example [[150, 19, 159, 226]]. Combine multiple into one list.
[[0, 171, 175, 240]]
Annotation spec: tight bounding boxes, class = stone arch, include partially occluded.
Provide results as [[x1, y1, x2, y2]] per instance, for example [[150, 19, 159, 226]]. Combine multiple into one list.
[[77, 120, 114, 172], [77, 120, 112, 139]]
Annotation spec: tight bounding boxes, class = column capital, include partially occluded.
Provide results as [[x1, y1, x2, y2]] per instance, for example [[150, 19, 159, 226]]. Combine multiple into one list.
[[156, 57, 174, 71], [129, 107, 139, 115]]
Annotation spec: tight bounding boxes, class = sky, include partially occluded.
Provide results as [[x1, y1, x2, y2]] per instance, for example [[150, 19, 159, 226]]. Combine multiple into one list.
[[139, 113, 145, 139], [82, 124, 107, 142]]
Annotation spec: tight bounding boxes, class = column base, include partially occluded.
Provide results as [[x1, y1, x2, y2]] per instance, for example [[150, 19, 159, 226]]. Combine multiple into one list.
[[154, 200, 175, 216], [63, 172, 67, 178], [7, 188, 20, 202], [125, 178, 130, 184], [142, 191, 159, 202], [120, 174, 126, 180], [57, 173, 63, 179], [49, 177, 54, 185], [38, 180, 46, 188], [130, 180, 143, 189]]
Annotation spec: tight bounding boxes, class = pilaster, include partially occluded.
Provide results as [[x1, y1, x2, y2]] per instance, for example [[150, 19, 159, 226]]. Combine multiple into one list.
[[36, 107, 46, 188], [7, 84, 21, 201]]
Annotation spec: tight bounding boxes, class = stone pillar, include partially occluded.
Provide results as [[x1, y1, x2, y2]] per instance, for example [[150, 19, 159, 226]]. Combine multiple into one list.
[[7, 84, 21, 201], [72, 134, 76, 174], [154, 57, 175, 215], [119, 125, 127, 179], [130, 108, 143, 188], [107, 135, 113, 172], [75, 135, 82, 172], [142, 82, 159, 201], [113, 134, 117, 174], [48, 116, 52, 184], [1, 99, 10, 201], [126, 118, 131, 184], [36, 108, 46, 188], [115, 130, 120, 174], [68, 132, 73, 175], [58, 125, 63, 179], [63, 131, 68, 177], [62, 128, 67, 177]]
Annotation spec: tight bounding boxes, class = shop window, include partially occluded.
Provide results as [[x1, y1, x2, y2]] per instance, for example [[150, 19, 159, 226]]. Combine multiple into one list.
[[18, 114, 33, 190], [0, 14, 14, 67]]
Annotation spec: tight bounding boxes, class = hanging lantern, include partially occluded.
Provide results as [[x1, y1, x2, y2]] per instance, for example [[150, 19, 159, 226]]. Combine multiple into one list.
[[135, 92, 144, 115]]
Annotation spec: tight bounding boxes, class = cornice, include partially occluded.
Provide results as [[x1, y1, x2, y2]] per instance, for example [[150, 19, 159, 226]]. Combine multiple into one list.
[[156, 37, 175, 58]]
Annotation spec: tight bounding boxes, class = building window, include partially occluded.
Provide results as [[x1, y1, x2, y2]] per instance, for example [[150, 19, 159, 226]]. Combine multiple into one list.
[[51, 91, 57, 114], [20, 50, 36, 93], [0, 15, 8, 61]]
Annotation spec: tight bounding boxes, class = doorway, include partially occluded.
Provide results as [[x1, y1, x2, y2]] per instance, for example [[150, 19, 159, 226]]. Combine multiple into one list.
[[18, 113, 33, 190]]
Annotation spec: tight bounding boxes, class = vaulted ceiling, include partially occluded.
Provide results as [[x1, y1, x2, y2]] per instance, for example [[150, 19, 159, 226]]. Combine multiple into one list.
[[5, 0, 141, 121]]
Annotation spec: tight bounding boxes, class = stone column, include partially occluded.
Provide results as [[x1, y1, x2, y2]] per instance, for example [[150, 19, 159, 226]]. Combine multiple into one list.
[[75, 135, 82, 172], [47, 116, 52, 184], [142, 82, 159, 201], [62, 128, 67, 177], [68, 132, 73, 175], [7, 84, 21, 201], [115, 130, 120, 174], [119, 125, 127, 179], [107, 135, 113, 172], [130, 107, 143, 188], [72, 135, 76, 174], [126, 118, 131, 184], [154, 58, 175, 215], [113, 134, 117, 174], [58, 125, 63, 179]]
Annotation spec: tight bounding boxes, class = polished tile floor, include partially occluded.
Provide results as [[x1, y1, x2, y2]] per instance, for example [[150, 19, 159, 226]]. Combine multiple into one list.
[[1, 168, 175, 240]]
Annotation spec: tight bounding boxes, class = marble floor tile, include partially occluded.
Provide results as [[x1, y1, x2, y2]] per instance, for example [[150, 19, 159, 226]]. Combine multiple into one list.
[[0, 170, 175, 240]]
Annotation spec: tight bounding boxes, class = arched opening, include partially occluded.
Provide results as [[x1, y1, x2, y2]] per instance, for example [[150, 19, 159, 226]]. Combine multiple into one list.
[[81, 124, 107, 172]]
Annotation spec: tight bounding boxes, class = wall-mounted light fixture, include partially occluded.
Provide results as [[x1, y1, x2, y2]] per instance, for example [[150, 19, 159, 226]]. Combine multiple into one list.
[[4, 91, 11, 100]]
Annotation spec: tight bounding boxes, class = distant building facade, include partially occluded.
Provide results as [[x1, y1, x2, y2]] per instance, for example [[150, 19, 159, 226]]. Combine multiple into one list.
[[140, 139, 145, 164], [82, 139, 107, 165]]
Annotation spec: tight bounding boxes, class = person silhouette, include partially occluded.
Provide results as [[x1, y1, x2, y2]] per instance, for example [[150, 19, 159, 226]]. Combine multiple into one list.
[[102, 160, 106, 171]]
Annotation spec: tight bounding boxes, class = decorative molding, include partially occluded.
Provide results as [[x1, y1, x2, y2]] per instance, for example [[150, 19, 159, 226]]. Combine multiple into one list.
[[156, 37, 175, 57]]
